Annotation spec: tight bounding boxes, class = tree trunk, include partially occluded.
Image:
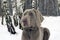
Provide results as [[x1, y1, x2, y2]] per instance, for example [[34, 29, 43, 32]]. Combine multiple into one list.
[[23, 0, 32, 11], [0, 0, 2, 16], [7, 0, 13, 15], [15, 0, 18, 14]]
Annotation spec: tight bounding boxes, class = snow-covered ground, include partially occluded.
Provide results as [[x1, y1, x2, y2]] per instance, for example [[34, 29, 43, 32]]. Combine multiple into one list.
[[42, 16, 60, 40], [0, 16, 60, 40]]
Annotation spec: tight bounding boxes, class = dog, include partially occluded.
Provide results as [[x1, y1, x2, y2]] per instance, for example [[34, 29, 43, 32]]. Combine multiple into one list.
[[21, 8, 50, 40]]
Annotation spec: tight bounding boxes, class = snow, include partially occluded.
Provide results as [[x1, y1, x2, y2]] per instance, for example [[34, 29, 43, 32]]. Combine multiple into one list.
[[0, 17, 23, 40], [0, 16, 60, 40]]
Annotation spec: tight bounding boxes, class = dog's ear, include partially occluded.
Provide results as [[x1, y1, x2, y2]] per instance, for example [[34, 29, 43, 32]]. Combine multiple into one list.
[[33, 8, 44, 23], [43, 28, 50, 40], [37, 9, 44, 23]]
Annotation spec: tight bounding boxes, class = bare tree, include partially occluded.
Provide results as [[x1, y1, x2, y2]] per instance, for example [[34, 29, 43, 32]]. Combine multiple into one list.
[[1, 1, 8, 25], [0, 0, 2, 16], [7, 0, 13, 15]]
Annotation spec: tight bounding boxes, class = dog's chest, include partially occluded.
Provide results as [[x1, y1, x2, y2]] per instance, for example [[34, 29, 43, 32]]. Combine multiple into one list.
[[23, 27, 39, 40]]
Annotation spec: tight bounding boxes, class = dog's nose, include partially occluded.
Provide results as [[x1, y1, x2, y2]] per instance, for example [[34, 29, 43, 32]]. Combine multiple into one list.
[[23, 20, 27, 24]]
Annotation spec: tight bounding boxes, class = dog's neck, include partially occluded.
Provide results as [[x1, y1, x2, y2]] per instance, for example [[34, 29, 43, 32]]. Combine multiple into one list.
[[23, 26, 39, 32]]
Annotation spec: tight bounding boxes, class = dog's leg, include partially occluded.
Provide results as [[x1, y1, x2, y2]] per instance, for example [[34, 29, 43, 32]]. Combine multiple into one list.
[[43, 28, 50, 40]]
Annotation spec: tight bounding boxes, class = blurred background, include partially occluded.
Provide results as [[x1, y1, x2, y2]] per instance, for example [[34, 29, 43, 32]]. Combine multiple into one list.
[[0, 0, 60, 40], [0, 0, 60, 16]]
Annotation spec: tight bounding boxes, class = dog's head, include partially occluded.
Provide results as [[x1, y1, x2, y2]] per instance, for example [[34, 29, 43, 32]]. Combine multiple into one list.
[[21, 8, 44, 29]]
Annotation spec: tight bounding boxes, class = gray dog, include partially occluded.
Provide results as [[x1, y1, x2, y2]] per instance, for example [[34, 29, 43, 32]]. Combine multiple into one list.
[[21, 8, 50, 40]]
